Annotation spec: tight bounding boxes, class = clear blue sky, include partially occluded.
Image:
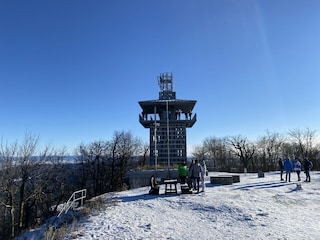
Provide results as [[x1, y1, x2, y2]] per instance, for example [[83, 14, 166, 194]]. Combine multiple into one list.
[[1, 0, 320, 155]]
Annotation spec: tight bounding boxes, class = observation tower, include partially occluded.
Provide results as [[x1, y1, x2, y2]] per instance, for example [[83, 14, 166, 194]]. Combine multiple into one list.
[[138, 73, 197, 167]]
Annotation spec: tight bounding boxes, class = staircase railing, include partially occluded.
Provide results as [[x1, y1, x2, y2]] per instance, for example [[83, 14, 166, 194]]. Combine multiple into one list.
[[58, 189, 87, 217]]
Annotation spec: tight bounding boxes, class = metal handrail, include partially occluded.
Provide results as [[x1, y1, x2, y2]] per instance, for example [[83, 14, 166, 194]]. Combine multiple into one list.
[[58, 189, 87, 217]]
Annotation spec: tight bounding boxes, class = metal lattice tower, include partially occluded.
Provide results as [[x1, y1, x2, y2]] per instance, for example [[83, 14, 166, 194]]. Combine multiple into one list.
[[158, 72, 173, 92]]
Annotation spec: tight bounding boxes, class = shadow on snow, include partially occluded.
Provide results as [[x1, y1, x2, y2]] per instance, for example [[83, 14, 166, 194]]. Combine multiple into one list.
[[233, 181, 296, 190]]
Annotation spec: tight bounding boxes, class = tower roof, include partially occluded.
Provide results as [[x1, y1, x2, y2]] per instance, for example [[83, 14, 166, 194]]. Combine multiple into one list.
[[138, 99, 196, 114]]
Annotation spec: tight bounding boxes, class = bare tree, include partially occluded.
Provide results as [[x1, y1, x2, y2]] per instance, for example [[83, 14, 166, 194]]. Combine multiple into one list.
[[106, 131, 141, 191], [288, 128, 317, 159], [36, 147, 70, 220], [193, 137, 232, 171], [75, 140, 109, 197], [0, 140, 18, 238], [0, 134, 45, 237], [0, 134, 69, 238], [138, 142, 149, 167], [16, 134, 41, 231], [255, 131, 284, 171], [75, 131, 142, 195], [192, 144, 207, 162], [228, 135, 256, 172], [89, 140, 108, 195]]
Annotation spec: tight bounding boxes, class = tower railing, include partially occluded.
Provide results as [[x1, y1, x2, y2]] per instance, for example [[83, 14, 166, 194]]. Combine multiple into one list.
[[139, 113, 196, 127]]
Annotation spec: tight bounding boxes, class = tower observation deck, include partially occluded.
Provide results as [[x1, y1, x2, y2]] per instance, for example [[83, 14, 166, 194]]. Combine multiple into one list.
[[138, 73, 197, 166]]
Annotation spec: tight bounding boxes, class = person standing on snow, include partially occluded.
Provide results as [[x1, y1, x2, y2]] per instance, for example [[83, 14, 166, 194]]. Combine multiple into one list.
[[189, 159, 201, 192], [283, 158, 293, 182], [188, 160, 195, 189], [178, 161, 188, 184], [294, 157, 301, 181], [303, 158, 313, 182], [278, 158, 284, 181], [200, 160, 207, 192]]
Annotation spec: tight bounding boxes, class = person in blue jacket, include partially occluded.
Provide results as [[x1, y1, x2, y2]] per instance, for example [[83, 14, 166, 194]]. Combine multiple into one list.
[[283, 158, 293, 182]]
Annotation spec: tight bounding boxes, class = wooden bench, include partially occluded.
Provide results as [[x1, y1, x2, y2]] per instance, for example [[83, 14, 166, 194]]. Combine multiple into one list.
[[164, 179, 178, 194]]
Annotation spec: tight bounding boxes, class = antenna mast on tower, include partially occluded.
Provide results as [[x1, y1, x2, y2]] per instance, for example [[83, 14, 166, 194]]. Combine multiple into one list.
[[158, 73, 175, 100]]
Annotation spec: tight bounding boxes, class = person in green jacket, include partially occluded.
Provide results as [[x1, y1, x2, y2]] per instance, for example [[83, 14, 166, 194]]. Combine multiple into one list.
[[178, 161, 188, 184]]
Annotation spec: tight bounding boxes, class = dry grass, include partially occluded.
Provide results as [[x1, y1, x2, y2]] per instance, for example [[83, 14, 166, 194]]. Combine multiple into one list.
[[44, 194, 119, 239]]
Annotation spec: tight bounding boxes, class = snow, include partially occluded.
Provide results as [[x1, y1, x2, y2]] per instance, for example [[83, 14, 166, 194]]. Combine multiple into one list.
[[17, 171, 320, 240]]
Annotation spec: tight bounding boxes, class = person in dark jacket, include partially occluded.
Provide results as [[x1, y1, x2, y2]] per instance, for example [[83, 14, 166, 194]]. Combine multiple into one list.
[[283, 158, 293, 182], [303, 158, 312, 182], [187, 160, 195, 189], [278, 158, 284, 181], [189, 159, 201, 192]]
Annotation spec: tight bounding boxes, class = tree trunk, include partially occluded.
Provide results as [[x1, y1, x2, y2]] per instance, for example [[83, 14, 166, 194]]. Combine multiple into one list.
[[19, 200, 25, 229], [9, 192, 15, 238], [18, 181, 26, 230]]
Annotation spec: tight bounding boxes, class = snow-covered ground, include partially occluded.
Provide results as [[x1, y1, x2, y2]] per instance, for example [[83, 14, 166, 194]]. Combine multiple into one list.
[[19, 171, 320, 240]]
